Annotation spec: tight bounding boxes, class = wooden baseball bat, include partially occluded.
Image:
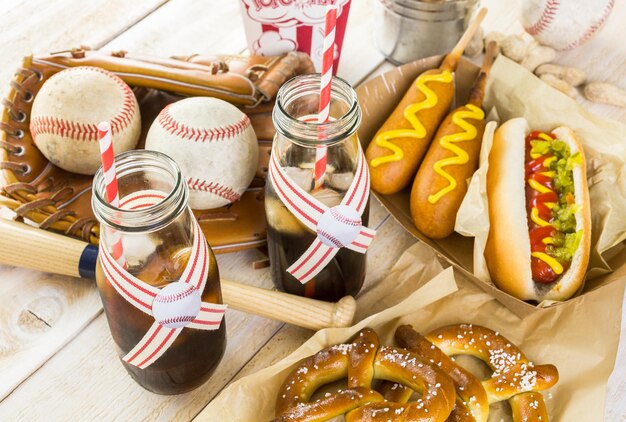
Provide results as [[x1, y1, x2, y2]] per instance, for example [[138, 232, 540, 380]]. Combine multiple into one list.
[[0, 218, 356, 331]]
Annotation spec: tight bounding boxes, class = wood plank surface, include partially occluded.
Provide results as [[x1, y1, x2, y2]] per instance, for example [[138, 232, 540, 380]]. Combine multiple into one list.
[[103, 0, 247, 56], [0, 267, 100, 401], [0, 0, 625, 420], [334, 0, 386, 85], [0, 0, 169, 403], [0, 296, 283, 421], [0, 0, 168, 88]]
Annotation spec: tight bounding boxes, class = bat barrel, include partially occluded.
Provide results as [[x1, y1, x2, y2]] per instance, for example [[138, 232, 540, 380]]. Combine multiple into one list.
[[0, 218, 356, 330]]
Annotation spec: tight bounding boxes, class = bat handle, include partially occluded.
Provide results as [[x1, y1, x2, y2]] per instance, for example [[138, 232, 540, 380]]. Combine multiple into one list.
[[221, 279, 356, 330], [0, 217, 96, 278], [0, 218, 356, 329]]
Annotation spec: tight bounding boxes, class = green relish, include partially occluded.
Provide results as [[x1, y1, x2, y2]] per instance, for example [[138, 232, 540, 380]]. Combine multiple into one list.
[[531, 137, 583, 262]]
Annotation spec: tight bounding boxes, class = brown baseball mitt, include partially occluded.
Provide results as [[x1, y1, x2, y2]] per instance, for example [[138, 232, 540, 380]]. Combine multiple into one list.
[[0, 47, 314, 253]]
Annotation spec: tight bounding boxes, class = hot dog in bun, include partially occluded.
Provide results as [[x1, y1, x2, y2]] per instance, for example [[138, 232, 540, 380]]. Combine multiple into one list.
[[485, 118, 591, 301]]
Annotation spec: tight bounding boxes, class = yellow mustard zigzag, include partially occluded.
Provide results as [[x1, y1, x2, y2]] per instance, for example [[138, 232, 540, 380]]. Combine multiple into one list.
[[427, 104, 485, 204], [370, 70, 453, 168]]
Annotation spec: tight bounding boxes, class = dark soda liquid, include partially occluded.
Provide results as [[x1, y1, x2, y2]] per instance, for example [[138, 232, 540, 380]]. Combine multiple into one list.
[[95, 241, 226, 395], [266, 203, 368, 302]]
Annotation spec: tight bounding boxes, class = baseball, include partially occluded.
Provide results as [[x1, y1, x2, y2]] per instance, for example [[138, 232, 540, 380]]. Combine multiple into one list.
[[521, 0, 615, 50], [145, 97, 258, 210], [152, 281, 201, 329], [316, 204, 361, 248], [30, 66, 141, 175]]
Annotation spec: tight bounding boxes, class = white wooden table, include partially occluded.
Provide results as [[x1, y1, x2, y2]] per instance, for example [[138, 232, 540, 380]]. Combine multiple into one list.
[[0, 1, 624, 420]]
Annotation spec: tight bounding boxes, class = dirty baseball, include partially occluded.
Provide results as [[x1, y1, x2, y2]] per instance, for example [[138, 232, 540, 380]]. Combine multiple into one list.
[[30, 66, 141, 175], [145, 97, 258, 210]]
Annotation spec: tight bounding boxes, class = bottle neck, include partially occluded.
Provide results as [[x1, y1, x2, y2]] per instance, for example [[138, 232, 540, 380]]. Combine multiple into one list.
[[92, 150, 188, 233], [272, 74, 361, 148]]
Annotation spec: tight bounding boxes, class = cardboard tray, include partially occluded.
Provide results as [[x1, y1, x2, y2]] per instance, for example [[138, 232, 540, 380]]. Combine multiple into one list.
[[355, 56, 626, 317]]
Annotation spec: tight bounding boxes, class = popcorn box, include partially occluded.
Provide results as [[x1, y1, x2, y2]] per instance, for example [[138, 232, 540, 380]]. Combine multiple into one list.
[[239, 0, 352, 74]]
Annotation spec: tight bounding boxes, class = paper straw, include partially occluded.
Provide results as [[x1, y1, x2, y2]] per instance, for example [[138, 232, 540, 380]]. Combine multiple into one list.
[[314, 4, 337, 191], [97, 121, 125, 264]]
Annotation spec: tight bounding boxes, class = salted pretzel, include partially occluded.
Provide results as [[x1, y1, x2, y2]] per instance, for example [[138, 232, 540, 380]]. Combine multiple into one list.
[[394, 324, 558, 421], [274, 328, 457, 422]]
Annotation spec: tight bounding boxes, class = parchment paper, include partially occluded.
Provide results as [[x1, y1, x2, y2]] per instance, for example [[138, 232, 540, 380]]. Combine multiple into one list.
[[196, 55, 626, 420], [456, 56, 626, 308], [198, 243, 626, 421]]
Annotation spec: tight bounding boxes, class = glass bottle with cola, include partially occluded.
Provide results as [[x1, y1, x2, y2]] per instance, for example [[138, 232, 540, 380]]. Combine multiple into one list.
[[92, 150, 226, 394], [266, 74, 369, 302]]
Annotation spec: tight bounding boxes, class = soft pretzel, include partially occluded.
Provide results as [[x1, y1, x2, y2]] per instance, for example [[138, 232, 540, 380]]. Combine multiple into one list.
[[393, 325, 489, 422], [274, 328, 456, 422], [395, 324, 558, 422], [274, 325, 558, 421]]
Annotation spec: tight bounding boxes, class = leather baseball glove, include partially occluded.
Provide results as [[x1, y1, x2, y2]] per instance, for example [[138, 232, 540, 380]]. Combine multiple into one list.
[[0, 47, 314, 253]]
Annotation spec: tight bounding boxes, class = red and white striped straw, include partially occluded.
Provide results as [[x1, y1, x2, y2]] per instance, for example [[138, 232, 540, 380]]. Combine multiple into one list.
[[97, 121, 125, 264], [314, 4, 337, 191]]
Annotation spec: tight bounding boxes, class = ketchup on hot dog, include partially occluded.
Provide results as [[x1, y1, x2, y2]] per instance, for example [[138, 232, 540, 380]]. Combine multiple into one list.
[[525, 131, 568, 284]]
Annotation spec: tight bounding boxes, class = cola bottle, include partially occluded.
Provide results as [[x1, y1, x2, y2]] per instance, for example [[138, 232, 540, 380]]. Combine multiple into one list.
[[266, 74, 369, 302], [92, 150, 226, 394]]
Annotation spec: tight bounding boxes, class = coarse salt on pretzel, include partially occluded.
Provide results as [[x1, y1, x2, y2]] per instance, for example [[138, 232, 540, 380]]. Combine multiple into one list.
[[393, 325, 489, 422], [395, 324, 558, 422], [274, 328, 456, 422]]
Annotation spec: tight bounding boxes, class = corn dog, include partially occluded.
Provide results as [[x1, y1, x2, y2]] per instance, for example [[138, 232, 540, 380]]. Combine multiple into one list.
[[366, 8, 487, 195], [410, 42, 497, 239]]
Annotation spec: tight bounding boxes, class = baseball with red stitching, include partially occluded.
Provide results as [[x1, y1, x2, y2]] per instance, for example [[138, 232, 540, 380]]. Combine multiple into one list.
[[316, 204, 362, 248], [29, 66, 141, 175], [151, 281, 202, 329], [521, 0, 616, 50], [145, 97, 259, 210]]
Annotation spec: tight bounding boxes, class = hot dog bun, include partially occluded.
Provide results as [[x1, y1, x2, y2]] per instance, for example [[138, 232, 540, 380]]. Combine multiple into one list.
[[485, 118, 591, 302]]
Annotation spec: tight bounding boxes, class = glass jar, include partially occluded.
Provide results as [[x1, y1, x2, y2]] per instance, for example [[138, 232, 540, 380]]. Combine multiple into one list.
[[266, 74, 368, 302], [92, 150, 226, 394]]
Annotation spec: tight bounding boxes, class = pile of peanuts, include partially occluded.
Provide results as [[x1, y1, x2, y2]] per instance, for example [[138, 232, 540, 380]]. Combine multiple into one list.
[[464, 28, 626, 108]]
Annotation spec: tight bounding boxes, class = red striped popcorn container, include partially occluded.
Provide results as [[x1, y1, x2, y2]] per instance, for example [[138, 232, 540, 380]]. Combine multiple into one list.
[[239, 0, 352, 74]]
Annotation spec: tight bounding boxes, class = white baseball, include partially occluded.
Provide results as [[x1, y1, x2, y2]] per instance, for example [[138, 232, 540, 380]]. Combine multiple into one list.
[[30, 66, 141, 175], [521, 0, 615, 50], [316, 204, 361, 248], [145, 97, 258, 210], [152, 282, 201, 329]]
